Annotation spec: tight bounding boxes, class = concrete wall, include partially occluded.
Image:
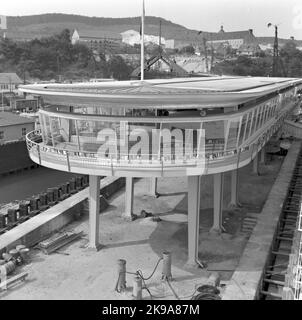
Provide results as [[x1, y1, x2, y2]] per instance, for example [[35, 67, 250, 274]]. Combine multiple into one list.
[[0, 176, 125, 255], [0, 140, 36, 175], [222, 140, 302, 300], [0, 122, 35, 143]]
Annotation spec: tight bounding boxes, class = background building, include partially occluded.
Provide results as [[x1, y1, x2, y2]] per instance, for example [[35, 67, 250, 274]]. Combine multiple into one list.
[[0, 73, 22, 93], [0, 112, 35, 144], [121, 29, 165, 46], [71, 29, 124, 54], [166, 26, 261, 56]]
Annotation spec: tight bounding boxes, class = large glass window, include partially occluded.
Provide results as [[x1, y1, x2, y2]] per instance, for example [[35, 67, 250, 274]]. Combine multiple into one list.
[[244, 112, 253, 140], [202, 120, 226, 155], [250, 110, 258, 136], [238, 114, 247, 146], [255, 105, 263, 131], [226, 119, 240, 151]]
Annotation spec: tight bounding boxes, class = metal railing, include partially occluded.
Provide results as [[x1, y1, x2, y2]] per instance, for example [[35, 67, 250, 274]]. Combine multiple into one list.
[[283, 120, 302, 139], [26, 117, 283, 174]]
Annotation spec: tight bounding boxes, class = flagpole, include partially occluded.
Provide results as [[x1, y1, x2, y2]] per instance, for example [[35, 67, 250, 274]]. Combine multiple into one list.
[[140, 0, 145, 81]]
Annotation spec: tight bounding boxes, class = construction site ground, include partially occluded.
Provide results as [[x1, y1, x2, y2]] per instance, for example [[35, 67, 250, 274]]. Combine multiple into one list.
[[1, 156, 284, 300]]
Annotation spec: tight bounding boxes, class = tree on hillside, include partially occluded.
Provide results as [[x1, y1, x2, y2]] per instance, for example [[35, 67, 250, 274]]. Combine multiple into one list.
[[179, 45, 195, 55], [108, 56, 132, 80], [280, 41, 302, 77]]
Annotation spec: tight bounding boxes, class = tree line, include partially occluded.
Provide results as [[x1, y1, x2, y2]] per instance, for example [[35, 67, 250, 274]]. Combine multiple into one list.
[[212, 41, 302, 77], [0, 29, 133, 81]]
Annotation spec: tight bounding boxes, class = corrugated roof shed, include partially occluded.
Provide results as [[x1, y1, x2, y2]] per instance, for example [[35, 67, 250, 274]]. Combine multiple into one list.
[[0, 73, 22, 84], [0, 112, 35, 127]]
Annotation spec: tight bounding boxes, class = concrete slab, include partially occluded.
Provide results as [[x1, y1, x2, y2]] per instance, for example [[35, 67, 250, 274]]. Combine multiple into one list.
[[0, 154, 286, 299], [222, 141, 302, 300]]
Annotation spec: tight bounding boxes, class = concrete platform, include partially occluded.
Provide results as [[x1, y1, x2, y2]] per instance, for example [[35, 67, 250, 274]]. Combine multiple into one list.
[[0, 153, 286, 300]]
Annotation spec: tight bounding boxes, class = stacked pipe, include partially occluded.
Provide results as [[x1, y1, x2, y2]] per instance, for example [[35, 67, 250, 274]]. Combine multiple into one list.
[[0, 245, 30, 282]]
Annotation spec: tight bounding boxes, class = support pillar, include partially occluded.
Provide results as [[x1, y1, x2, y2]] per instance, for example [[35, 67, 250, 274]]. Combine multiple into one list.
[[211, 173, 224, 234], [253, 153, 259, 175], [123, 177, 135, 221], [89, 175, 101, 251], [150, 177, 159, 197], [229, 169, 241, 208], [186, 175, 201, 267], [260, 147, 266, 164]]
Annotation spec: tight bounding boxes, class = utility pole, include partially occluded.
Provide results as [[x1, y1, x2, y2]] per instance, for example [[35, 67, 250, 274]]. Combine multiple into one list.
[[140, 0, 145, 81], [268, 23, 280, 77], [159, 19, 162, 48], [198, 31, 209, 73]]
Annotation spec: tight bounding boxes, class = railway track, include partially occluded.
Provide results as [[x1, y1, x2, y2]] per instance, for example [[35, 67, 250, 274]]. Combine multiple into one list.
[[259, 147, 302, 300]]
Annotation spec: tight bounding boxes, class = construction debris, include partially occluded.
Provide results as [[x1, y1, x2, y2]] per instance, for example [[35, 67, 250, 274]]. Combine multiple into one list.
[[37, 231, 83, 255], [0, 272, 28, 291]]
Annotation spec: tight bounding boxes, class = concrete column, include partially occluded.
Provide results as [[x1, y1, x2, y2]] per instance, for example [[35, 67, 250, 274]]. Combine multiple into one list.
[[211, 173, 224, 234], [260, 147, 266, 164], [229, 169, 241, 208], [123, 177, 135, 220], [89, 175, 101, 251], [150, 177, 159, 197], [253, 153, 259, 175], [186, 175, 201, 267]]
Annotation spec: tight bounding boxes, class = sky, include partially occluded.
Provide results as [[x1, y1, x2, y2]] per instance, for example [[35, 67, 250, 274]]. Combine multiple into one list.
[[1, 0, 302, 39]]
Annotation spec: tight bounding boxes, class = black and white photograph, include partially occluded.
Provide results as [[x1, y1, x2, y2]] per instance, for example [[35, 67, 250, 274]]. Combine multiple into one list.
[[0, 0, 302, 307]]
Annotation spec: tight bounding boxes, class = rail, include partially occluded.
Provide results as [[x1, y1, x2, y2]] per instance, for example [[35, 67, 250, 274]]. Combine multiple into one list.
[[283, 120, 302, 139], [25, 119, 280, 176]]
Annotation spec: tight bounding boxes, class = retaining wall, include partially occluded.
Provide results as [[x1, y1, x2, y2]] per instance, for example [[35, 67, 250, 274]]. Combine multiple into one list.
[[222, 140, 302, 300], [0, 176, 125, 255]]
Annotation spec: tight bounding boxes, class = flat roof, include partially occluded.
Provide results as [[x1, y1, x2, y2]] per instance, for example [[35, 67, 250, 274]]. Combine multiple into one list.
[[0, 112, 35, 127], [19, 76, 302, 108]]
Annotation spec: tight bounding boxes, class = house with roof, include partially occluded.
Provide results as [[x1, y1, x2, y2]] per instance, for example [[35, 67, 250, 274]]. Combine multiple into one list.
[[166, 26, 260, 56], [71, 29, 124, 54], [0, 112, 35, 144], [121, 29, 165, 46], [0, 73, 22, 93]]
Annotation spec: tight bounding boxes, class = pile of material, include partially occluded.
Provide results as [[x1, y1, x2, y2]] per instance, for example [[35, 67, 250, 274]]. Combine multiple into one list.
[[0, 245, 29, 291], [37, 231, 83, 255]]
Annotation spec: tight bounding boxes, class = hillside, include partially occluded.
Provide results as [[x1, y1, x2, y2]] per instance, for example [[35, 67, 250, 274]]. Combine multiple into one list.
[[4, 13, 198, 41], [2, 13, 301, 44]]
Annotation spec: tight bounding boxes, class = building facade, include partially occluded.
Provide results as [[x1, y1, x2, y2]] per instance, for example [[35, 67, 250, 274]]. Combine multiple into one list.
[[166, 26, 261, 56], [20, 76, 302, 265], [0, 73, 22, 93], [121, 29, 165, 46], [0, 112, 35, 144], [71, 29, 124, 54]]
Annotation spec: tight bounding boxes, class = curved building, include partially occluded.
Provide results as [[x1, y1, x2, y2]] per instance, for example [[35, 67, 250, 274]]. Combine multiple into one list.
[[20, 76, 302, 266]]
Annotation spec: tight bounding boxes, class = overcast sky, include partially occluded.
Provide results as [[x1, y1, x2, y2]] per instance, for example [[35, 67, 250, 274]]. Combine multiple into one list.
[[1, 0, 302, 39]]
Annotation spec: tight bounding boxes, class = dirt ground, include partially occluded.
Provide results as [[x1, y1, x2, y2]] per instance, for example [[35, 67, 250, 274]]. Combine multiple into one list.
[[1, 156, 284, 300]]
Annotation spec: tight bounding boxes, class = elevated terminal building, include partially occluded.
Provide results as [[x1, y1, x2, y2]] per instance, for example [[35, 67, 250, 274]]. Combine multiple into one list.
[[19, 76, 302, 267]]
